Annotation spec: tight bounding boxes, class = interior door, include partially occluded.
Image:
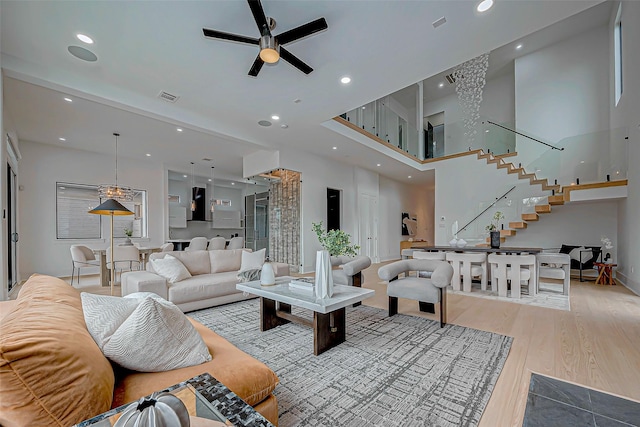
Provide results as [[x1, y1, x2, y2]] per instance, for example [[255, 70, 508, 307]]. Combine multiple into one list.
[[359, 193, 378, 263], [255, 192, 269, 256], [7, 163, 18, 294]]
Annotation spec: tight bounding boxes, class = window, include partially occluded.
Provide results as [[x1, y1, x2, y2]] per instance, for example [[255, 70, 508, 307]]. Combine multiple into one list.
[[56, 182, 148, 239], [614, 4, 623, 106], [56, 183, 101, 239]]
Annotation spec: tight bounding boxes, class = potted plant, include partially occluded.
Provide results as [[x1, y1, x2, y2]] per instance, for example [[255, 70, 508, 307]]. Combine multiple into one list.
[[123, 228, 133, 246], [311, 222, 360, 298], [312, 222, 360, 256], [485, 211, 504, 249]]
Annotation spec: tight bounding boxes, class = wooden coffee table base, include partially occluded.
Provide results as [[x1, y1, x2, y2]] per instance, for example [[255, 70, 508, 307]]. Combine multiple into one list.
[[260, 297, 346, 355]]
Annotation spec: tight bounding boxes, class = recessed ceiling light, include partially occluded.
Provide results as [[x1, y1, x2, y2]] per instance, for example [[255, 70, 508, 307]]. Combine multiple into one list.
[[438, 82, 444, 88], [362, 106, 366, 110], [176, 127, 183, 132], [59, 137, 66, 141], [208, 178, 212, 182], [580, 160, 585, 164], [516, 44, 523, 50], [271, 115, 280, 121], [408, 175, 412, 179], [145, 153, 151, 157], [340, 76, 351, 84], [485, 129, 490, 133], [76, 33, 94, 44], [64, 97, 73, 102], [293, 98, 302, 104], [376, 163, 381, 167], [231, 182, 235, 185], [332, 146, 337, 150], [477, 0, 494, 13], [280, 124, 288, 129]]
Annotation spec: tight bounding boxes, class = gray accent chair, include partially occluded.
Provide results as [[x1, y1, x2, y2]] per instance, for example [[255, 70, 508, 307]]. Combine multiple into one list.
[[331, 255, 371, 307], [378, 259, 454, 327]]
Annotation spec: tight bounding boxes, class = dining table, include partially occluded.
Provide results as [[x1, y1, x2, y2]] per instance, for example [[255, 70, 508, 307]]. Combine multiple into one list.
[[93, 245, 161, 287], [417, 246, 544, 254]]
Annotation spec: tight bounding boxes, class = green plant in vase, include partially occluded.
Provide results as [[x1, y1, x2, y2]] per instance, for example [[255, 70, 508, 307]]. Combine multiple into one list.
[[485, 211, 504, 232], [312, 222, 360, 257], [123, 228, 133, 238]]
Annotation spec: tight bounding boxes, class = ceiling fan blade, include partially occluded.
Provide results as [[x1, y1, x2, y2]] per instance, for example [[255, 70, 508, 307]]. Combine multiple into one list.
[[247, 0, 270, 36], [248, 55, 264, 77], [280, 47, 313, 74], [203, 28, 259, 45], [275, 17, 328, 45]]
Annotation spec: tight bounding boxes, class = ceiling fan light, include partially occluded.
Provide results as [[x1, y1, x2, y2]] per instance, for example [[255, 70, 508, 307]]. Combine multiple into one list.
[[259, 36, 280, 63]]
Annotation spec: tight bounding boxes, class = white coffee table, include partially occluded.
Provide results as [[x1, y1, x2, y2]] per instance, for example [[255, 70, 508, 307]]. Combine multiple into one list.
[[237, 277, 374, 355]]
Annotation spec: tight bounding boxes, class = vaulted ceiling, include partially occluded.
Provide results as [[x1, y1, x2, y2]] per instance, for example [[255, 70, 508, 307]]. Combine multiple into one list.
[[1, 0, 604, 183]]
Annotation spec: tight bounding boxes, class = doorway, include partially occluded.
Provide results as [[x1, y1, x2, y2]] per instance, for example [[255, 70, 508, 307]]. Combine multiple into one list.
[[327, 188, 341, 230], [6, 163, 17, 294], [359, 193, 378, 262]]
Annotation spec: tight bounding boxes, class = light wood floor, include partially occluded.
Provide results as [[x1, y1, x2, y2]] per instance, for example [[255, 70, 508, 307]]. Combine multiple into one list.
[[55, 264, 640, 426]]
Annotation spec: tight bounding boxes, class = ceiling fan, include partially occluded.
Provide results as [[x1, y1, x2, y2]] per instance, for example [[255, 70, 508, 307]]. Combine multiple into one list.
[[202, 0, 328, 77]]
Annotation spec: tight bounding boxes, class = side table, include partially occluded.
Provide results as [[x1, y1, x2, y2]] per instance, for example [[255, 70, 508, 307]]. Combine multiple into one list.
[[75, 373, 274, 427], [594, 262, 617, 285]]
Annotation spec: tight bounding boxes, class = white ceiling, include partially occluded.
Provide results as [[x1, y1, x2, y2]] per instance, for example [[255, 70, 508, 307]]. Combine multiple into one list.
[[1, 0, 605, 184]]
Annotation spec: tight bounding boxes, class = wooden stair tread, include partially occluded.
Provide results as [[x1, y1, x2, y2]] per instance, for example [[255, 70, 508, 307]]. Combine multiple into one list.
[[486, 236, 507, 243], [508, 168, 522, 175], [548, 195, 565, 205], [501, 229, 517, 237], [509, 221, 528, 229], [535, 204, 552, 213], [495, 152, 518, 158], [522, 213, 539, 221]]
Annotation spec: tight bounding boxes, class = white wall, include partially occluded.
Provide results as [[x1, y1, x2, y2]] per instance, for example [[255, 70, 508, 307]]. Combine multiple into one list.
[[610, 1, 640, 294], [0, 62, 6, 300], [18, 141, 165, 278], [423, 71, 515, 155], [515, 25, 610, 163]]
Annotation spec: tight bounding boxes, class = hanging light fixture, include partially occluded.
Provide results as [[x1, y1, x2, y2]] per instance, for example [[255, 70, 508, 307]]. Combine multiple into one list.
[[190, 162, 197, 211], [98, 133, 134, 201], [214, 166, 216, 213]]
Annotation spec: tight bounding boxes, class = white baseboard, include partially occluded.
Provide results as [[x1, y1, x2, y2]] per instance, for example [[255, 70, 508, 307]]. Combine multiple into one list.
[[616, 271, 640, 296]]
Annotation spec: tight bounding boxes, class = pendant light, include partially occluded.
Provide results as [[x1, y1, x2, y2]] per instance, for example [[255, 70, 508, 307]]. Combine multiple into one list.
[[190, 162, 196, 211], [209, 166, 215, 214], [98, 133, 134, 201]]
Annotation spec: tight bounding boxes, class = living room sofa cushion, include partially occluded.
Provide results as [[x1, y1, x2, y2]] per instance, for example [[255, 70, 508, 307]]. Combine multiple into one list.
[[209, 249, 244, 273], [112, 318, 279, 409], [167, 271, 240, 304], [0, 274, 115, 427], [150, 254, 192, 283]]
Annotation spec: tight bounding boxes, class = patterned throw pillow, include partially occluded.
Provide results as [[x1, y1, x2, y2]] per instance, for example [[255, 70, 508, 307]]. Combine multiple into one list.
[[150, 254, 192, 283], [81, 293, 211, 372]]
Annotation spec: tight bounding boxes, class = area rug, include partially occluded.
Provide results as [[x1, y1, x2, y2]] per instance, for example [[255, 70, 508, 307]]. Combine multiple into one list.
[[189, 300, 512, 427]]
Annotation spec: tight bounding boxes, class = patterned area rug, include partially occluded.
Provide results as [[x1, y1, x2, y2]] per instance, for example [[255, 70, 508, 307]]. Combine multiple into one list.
[[189, 300, 512, 427]]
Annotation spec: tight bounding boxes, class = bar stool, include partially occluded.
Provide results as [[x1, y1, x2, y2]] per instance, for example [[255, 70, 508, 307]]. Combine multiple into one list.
[[446, 252, 487, 292], [488, 254, 537, 298]]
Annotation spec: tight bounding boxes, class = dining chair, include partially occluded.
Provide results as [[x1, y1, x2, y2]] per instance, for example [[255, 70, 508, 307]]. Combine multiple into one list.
[[185, 237, 208, 251], [488, 254, 537, 298], [446, 252, 487, 292], [537, 253, 571, 296], [107, 246, 141, 284], [412, 251, 446, 278], [208, 237, 227, 250], [227, 236, 244, 250], [160, 242, 174, 252], [69, 245, 100, 286]]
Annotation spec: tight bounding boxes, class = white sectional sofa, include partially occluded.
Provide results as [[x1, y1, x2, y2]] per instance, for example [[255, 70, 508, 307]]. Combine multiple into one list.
[[121, 249, 290, 312]]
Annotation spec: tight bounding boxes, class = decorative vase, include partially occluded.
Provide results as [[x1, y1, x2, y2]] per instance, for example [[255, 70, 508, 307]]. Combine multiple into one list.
[[490, 231, 501, 249], [114, 392, 190, 427], [449, 238, 458, 247], [260, 258, 276, 286], [314, 250, 334, 299], [456, 238, 467, 248]]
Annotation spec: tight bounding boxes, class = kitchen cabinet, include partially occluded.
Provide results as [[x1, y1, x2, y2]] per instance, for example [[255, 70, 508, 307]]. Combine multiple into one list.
[[169, 205, 187, 228], [211, 210, 241, 229]]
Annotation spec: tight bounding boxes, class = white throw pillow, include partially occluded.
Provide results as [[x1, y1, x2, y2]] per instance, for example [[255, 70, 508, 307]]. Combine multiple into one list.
[[81, 293, 211, 372], [240, 248, 266, 272], [151, 254, 192, 283], [569, 246, 592, 264]]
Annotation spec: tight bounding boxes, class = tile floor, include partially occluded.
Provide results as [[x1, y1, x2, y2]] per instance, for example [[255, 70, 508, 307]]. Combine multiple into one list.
[[524, 374, 640, 426]]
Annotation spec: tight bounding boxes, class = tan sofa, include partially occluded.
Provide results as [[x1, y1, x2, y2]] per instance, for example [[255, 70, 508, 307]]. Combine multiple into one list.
[[0, 275, 279, 427], [121, 249, 290, 312]]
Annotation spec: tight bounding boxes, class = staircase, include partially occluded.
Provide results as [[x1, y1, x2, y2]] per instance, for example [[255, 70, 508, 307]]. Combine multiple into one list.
[[475, 150, 627, 246], [475, 150, 562, 245]]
